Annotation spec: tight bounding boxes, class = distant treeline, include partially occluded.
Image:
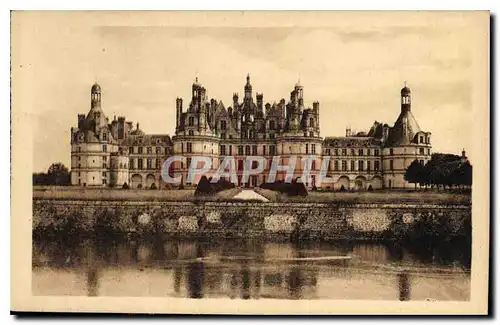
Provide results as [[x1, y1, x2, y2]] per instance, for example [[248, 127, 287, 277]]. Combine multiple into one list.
[[404, 153, 472, 190], [33, 163, 71, 186]]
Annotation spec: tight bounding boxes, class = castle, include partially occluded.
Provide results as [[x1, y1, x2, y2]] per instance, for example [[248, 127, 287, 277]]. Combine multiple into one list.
[[70, 75, 432, 190]]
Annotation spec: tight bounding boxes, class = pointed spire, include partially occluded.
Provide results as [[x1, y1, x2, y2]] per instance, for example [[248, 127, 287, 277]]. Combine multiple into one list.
[[136, 122, 139, 130]]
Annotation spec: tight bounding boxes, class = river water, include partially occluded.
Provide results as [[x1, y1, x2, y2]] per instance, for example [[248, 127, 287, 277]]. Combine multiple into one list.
[[32, 239, 470, 301]]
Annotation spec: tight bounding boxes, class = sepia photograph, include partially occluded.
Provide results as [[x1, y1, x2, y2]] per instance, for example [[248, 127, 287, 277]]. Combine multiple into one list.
[[10, 10, 490, 315]]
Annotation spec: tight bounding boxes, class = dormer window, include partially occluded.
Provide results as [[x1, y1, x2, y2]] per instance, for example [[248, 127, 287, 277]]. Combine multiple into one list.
[[103, 132, 107, 141]]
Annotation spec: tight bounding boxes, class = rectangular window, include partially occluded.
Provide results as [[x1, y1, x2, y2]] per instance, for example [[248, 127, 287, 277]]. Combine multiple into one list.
[[374, 161, 380, 171], [305, 144, 309, 154], [147, 147, 152, 154], [358, 149, 363, 156], [252, 145, 258, 155], [102, 133, 107, 141], [351, 160, 355, 171], [342, 149, 347, 156], [102, 162, 106, 168], [147, 158, 152, 169], [129, 146, 134, 154], [351, 149, 355, 156], [102, 179, 107, 185], [325, 149, 331, 156], [186, 157, 192, 169], [138, 147, 143, 154], [334, 161, 339, 171], [374, 149, 380, 156], [311, 144, 316, 154], [221, 132, 226, 139], [390, 148, 394, 155], [238, 145, 243, 155], [220, 145, 226, 156], [367, 149, 371, 156], [187, 142, 192, 153], [263, 145, 267, 156], [138, 159, 143, 169], [78, 147, 81, 152], [189, 116, 194, 126], [103, 145, 107, 152], [156, 159, 161, 169], [78, 156, 81, 161], [130, 159, 135, 169], [270, 133, 275, 140], [419, 147, 425, 155], [367, 161, 371, 171], [102, 171, 106, 177], [245, 145, 251, 155], [221, 120, 227, 130], [334, 149, 338, 156], [156, 147, 161, 154], [229, 145, 233, 156], [390, 160, 394, 170], [270, 145, 276, 156], [341, 160, 347, 171], [358, 160, 364, 171]]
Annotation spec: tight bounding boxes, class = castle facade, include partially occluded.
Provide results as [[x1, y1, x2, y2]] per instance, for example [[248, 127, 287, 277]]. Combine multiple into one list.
[[70, 76, 432, 190]]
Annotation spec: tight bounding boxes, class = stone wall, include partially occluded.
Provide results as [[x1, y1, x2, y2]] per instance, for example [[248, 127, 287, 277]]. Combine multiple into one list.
[[32, 199, 471, 241]]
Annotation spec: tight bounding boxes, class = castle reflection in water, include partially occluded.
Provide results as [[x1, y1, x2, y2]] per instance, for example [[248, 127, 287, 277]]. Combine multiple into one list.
[[32, 239, 470, 301]]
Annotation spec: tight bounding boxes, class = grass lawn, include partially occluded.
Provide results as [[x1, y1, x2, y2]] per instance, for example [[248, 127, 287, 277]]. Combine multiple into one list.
[[255, 188, 471, 205], [33, 186, 470, 205], [33, 186, 196, 202]]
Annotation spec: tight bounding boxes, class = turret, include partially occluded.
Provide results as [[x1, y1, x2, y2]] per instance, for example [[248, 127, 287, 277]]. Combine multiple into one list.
[[244, 73, 252, 100], [401, 82, 411, 113], [91, 83, 101, 109]]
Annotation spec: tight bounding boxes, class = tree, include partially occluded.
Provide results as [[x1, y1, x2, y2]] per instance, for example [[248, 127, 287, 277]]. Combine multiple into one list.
[[404, 159, 424, 189], [47, 162, 71, 185]]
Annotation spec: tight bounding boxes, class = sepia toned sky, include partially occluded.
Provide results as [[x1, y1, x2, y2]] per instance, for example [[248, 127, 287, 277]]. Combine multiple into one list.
[[12, 12, 484, 173]]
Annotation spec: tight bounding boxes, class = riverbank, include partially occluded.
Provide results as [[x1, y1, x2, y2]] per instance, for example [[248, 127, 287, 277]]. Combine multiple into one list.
[[33, 186, 471, 205]]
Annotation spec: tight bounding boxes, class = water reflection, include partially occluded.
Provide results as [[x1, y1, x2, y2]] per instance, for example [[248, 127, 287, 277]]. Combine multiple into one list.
[[32, 239, 470, 301]]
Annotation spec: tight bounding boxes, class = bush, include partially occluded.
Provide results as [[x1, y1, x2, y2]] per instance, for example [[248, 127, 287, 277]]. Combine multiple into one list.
[[260, 178, 308, 197], [195, 176, 235, 196]]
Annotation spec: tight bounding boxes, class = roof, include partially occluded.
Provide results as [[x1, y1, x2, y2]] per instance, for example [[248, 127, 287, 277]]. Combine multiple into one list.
[[120, 134, 172, 146], [91, 83, 101, 93], [323, 136, 381, 147], [385, 110, 422, 146]]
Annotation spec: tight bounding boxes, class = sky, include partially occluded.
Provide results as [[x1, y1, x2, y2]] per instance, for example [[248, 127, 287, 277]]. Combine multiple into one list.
[[12, 12, 482, 173]]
